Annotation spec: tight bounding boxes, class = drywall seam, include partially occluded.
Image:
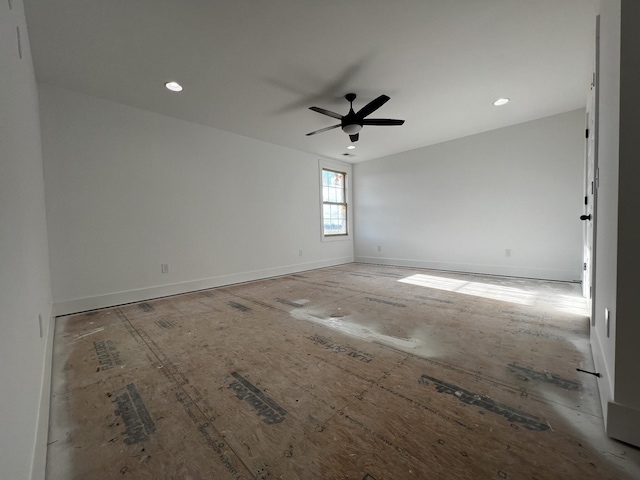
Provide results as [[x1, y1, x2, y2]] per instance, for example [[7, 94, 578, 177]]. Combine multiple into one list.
[[53, 257, 353, 316]]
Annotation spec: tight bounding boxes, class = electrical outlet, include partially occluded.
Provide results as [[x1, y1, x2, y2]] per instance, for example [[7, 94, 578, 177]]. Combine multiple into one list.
[[161, 263, 169, 274], [505, 248, 512, 257], [377, 245, 382, 252], [298, 249, 303, 257]]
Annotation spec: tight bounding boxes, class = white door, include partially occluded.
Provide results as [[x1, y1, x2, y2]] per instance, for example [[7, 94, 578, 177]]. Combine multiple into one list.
[[582, 87, 596, 303], [582, 20, 599, 324]]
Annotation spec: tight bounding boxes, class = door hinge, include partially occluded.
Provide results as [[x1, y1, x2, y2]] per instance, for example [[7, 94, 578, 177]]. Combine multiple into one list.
[[583, 263, 587, 271], [584, 196, 588, 205], [586, 128, 589, 138]]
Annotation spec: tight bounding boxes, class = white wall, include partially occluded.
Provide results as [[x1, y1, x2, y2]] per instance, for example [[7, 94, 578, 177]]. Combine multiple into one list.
[[353, 110, 585, 281], [0, 1, 54, 479], [39, 84, 353, 314], [593, 0, 640, 447]]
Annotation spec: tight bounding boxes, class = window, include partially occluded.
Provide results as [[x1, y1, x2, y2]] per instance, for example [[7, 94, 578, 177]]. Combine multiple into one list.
[[318, 159, 351, 242], [322, 168, 347, 236]]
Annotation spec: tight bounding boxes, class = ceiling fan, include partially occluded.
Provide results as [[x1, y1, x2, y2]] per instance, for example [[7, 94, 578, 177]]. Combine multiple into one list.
[[306, 93, 404, 142]]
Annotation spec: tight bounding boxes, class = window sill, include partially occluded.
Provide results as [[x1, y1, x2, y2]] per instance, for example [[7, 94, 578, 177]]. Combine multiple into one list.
[[321, 234, 351, 243]]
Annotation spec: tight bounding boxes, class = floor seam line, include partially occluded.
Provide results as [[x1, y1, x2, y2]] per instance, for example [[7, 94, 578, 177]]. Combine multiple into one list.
[[116, 307, 258, 479]]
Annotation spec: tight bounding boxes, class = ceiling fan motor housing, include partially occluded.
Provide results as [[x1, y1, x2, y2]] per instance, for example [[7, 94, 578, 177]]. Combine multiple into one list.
[[342, 123, 362, 134]]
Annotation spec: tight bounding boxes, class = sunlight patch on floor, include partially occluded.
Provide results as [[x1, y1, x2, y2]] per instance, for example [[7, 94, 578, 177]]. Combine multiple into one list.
[[552, 294, 589, 317], [398, 273, 537, 306]]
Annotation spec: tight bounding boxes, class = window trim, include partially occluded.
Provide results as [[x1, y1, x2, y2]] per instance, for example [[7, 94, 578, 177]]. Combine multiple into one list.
[[318, 159, 352, 242], [322, 167, 348, 237]]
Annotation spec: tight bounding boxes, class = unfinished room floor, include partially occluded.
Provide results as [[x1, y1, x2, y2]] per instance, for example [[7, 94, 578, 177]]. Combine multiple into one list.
[[46, 264, 640, 480]]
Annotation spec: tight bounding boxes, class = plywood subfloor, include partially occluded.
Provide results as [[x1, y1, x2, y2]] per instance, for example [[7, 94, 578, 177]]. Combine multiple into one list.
[[46, 264, 640, 479]]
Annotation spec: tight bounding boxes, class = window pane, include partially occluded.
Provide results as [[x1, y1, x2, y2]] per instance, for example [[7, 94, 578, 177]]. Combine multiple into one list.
[[322, 171, 344, 201], [328, 186, 343, 203], [322, 170, 334, 189], [323, 204, 347, 235]]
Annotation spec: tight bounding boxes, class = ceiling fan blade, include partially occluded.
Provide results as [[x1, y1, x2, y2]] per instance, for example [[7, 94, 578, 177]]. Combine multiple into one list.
[[356, 95, 390, 119], [306, 124, 341, 136], [349, 133, 359, 142], [309, 106, 343, 119], [361, 118, 405, 126]]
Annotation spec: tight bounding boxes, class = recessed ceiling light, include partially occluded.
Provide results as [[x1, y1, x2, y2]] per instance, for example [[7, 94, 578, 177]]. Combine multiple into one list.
[[347, 145, 356, 150], [165, 81, 183, 92], [493, 98, 510, 106]]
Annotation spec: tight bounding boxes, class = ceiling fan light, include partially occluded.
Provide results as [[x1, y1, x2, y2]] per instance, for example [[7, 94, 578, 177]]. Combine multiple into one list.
[[493, 97, 509, 106], [342, 124, 362, 135]]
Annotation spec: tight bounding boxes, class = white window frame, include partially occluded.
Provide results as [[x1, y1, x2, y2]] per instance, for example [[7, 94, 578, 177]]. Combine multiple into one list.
[[319, 159, 352, 242]]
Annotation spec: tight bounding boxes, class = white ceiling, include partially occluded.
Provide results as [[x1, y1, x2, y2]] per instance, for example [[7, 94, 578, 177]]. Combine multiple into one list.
[[24, 0, 599, 163]]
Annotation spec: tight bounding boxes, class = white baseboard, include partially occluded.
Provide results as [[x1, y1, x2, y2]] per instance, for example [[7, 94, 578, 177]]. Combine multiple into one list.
[[354, 256, 580, 282], [31, 309, 55, 480], [607, 401, 640, 448], [590, 327, 614, 425], [53, 257, 353, 316]]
